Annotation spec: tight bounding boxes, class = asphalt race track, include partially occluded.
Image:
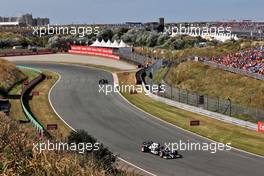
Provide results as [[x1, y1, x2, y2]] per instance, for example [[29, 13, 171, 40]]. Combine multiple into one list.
[[14, 62, 264, 176], [5, 54, 136, 70]]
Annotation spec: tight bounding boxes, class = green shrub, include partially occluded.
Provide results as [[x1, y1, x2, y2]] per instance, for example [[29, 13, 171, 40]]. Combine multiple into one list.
[[68, 130, 116, 173]]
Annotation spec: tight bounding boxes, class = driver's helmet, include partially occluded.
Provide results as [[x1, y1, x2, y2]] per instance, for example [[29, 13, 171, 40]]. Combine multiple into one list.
[[164, 147, 170, 152]]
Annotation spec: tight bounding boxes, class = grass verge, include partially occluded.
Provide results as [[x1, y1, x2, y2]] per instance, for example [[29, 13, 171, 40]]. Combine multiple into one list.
[[167, 61, 264, 111], [0, 58, 26, 94], [118, 71, 264, 156], [8, 68, 39, 95], [153, 66, 168, 84], [29, 71, 72, 138], [0, 112, 141, 176], [13, 62, 128, 138], [8, 69, 39, 121]]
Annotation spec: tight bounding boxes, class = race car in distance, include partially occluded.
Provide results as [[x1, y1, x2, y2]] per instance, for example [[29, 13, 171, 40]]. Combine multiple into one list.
[[141, 141, 181, 159], [99, 79, 109, 85]]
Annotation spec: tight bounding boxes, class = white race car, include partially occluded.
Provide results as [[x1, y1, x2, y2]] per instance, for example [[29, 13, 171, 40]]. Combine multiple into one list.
[[141, 141, 182, 159], [141, 141, 160, 155]]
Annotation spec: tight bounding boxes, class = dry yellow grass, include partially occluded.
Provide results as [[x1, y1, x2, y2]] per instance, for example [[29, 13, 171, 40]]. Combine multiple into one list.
[[167, 61, 264, 110], [0, 112, 111, 176], [0, 58, 26, 94]]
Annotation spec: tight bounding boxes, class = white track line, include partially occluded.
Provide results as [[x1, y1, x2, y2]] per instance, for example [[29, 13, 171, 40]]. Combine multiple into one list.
[[31, 63, 264, 176], [48, 72, 76, 132], [118, 157, 157, 176], [48, 65, 264, 176], [112, 73, 264, 160], [47, 69, 156, 176]]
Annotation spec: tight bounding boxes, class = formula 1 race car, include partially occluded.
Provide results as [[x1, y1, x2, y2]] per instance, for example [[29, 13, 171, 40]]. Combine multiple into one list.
[[159, 146, 181, 159], [141, 141, 160, 155], [99, 79, 109, 85], [141, 141, 181, 159]]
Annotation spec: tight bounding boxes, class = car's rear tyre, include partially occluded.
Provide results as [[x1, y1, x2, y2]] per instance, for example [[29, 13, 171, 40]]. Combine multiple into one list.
[[159, 151, 163, 158]]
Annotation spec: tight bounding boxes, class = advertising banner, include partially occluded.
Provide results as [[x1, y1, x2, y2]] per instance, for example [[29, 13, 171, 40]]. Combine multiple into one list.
[[69, 45, 120, 60], [258, 122, 264, 132]]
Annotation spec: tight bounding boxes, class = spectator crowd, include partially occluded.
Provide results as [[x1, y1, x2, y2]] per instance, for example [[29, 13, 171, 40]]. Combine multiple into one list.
[[205, 46, 264, 75]]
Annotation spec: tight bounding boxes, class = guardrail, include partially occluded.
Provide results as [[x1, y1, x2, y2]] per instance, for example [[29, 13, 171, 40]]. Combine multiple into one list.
[[16, 66, 45, 136]]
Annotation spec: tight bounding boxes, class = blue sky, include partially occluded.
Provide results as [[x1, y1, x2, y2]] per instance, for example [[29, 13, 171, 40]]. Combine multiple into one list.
[[1, 0, 263, 24]]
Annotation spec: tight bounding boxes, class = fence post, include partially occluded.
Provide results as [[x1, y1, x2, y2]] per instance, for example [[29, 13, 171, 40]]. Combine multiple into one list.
[[206, 95, 208, 110], [187, 90, 189, 104], [256, 108, 258, 122], [179, 88, 181, 102], [196, 93, 199, 107], [228, 98, 232, 116], [170, 84, 172, 99], [217, 97, 220, 112]]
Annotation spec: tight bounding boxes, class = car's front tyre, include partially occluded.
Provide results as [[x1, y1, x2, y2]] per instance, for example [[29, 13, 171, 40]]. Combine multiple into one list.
[[141, 147, 146, 152]]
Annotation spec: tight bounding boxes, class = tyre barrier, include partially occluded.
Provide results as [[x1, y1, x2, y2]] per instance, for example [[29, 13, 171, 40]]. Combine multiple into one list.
[[136, 66, 151, 85], [16, 66, 45, 136], [135, 68, 146, 85]]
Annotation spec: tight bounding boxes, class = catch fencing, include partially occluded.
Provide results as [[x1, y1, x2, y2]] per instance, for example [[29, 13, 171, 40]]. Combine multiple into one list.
[[118, 50, 264, 124], [117, 49, 156, 65], [154, 82, 264, 123], [146, 61, 264, 123]]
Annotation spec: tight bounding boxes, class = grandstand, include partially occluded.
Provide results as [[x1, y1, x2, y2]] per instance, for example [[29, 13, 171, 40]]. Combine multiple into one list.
[[202, 46, 264, 75]]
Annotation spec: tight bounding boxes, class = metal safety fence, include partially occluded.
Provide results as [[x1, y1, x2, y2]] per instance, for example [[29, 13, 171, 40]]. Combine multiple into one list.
[[153, 83, 264, 123], [16, 66, 45, 136], [146, 61, 264, 123], [118, 50, 264, 124]]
